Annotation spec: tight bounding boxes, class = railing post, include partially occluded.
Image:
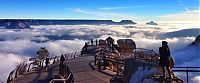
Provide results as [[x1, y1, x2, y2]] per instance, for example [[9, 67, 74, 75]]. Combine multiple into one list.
[[116, 61, 119, 75], [74, 51, 77, 58], [94, 55, 96, 65], [15, 66, 20, 78], [186, 66, 188, 83]]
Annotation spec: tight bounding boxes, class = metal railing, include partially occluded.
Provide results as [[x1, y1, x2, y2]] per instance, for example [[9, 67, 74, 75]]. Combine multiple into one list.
[[49, 73, 73, 83], [95, 55, 125, 75], [133, 48, 160, 63], [6, 51, 81, 83], [173, 66, 200, 83], [94, 47, 200, 83], [94, 47, 160, 73]]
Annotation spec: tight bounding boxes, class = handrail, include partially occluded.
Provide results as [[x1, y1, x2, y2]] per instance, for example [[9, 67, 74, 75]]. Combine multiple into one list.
[[173, 66, 200, 83], [49, 79, 67, 83], [95, 47, 160, 73], [66, 73, 72, 80], [6, 51, 81, 83], [6, 69, 16, 83], [173, 67, 200, 68]]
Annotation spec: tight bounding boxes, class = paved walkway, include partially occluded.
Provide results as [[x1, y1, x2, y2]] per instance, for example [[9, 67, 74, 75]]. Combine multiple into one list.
[[13, 56, 111, 83]]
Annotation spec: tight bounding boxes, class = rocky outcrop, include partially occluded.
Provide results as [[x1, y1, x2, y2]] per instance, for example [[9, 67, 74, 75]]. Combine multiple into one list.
[[146, 21, 158, 25], [0, 19, 137, 26], [191, 35, 200, 45], [117, 20, 137, 25], [123, 58, 162, 83]]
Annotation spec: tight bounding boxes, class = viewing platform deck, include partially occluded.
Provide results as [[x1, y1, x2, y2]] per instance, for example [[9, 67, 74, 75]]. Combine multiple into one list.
[[12, 56, 112, 83]]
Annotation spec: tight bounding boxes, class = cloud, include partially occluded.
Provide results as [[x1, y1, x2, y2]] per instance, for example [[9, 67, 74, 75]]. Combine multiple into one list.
[[158, 10, 199, 24], [0, 24, 199, 82], [158, 28, 200, 39], [0, 39, 84, 57], [99, 6, 149, 10], [192, 76, 200, 83], [67, 8, 136, 21], [0, 53, 24, 82]]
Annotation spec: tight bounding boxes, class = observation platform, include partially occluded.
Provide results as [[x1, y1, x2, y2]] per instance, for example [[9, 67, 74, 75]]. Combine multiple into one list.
[[11, 56, 112, 83]]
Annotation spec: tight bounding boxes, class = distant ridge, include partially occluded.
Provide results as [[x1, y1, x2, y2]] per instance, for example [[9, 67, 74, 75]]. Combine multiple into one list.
[[5, 20, 31, 29], [0, 19, 137, 28]]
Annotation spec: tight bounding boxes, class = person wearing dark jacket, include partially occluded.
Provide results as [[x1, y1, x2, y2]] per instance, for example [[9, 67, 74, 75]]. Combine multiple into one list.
[[45, 57, 49, 68], [60, 54, 65, 64], [59, 55, 65, 75], [159, 41, 172, 78]]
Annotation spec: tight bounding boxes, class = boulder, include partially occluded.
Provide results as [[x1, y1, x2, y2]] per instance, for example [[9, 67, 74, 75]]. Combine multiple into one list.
[[146, 21, 158, 25]]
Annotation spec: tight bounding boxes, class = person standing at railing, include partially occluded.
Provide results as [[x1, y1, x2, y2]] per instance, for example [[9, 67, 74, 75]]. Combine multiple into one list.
[[60, 54, 65, 64], [96, 39, 98, 46], [91, 39, 93, 45], [59, 55, 65, 76], [159, 41, 172, 79], [45, 57, 49, 68]]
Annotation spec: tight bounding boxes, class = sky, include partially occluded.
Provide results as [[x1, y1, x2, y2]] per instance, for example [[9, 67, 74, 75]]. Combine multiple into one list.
[[0, 0, 199, 22]]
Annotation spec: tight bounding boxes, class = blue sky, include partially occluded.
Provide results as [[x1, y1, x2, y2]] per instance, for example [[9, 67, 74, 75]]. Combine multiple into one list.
[[0, 0, 199, 22]]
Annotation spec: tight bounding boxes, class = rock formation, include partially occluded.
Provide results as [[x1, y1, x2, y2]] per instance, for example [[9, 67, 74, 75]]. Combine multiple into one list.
[[146, 21, 158, 25]]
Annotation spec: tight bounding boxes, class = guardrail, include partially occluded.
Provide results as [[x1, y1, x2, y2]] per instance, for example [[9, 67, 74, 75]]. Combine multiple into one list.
[[6, 51, 81, 83], [95, 55, 125, 75], [133, 48, 160, 63], [94, 48, 160, 74], [95, 47, 200, 83], [173, 66, 200, 83], [49, 72, 74, 83]]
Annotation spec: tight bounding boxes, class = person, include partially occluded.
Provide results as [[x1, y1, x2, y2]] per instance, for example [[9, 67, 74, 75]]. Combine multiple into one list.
[[59, 55, 65, 75], [91, 39, 93, 45], [96, 39, 98, 46], [45, 57, 49, 68], [159, 41, 172, 78], [60, 54, 65, 64], [84, 42, 88, 51]]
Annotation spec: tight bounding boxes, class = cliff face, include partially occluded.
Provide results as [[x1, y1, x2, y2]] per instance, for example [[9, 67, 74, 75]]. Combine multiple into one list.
[[117, 20, 137, 25], [191, 35, 200, 45], [0, 19, 137, 26], [123, 58, 162, 83]]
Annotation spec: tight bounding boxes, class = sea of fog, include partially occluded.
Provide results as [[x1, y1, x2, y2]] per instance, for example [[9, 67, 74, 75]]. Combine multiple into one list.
[[0, 24, 199, 82]]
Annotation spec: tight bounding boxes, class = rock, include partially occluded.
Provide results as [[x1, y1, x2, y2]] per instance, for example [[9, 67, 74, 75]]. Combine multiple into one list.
[[99, 39, 107, 45], [191, 35, 200, 45], [117, 39, 136, 53], [117, 20, 137, 25], [146, 21, 158, 25]]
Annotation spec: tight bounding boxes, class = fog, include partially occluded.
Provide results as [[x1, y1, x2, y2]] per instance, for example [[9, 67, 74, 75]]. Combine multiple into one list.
[[0, 24, 199, 82]]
